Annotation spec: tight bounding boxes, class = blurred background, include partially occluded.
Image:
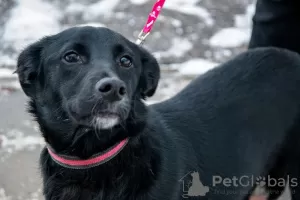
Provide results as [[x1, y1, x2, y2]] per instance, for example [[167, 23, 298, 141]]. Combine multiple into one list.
[[0, 0, 257, 199]]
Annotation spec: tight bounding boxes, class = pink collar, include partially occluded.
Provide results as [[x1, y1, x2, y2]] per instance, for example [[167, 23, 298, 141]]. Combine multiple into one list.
[[47, 138, 129, 169]]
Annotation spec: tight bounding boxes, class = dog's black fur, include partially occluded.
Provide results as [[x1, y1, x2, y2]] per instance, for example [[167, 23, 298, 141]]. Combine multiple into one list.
[[248, 0, 300, 199], [15, 1, 300, 199]]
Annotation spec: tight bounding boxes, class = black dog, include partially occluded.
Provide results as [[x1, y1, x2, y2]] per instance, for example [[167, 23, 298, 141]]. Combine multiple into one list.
[[16, 25, 300, 200]]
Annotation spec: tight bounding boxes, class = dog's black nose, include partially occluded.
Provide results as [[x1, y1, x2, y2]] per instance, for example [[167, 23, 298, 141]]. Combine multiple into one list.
[[96, 78, 126, 101]]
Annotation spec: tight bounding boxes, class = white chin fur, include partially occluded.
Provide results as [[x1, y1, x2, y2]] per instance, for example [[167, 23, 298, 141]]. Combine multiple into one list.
[[93, 116, 119, 129]]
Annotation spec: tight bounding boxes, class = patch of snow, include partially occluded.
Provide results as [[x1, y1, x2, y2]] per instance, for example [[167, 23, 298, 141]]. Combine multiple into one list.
[[115, 12, 126, 19], [0, 69, 16, 79], [158, 15, 183, 28], [0, 130, 44, 154], [209, 3, 255, 48], [2, 0, 61, 51], [22, 121, 40, 132], [171, 19, 182, 27], [128, 18, 136, 26], [0, 188, 11, 200], [154, 38, 193, 59], [164, 0, 214, 26], [67, 0, 122, 20], [129, 0, 150, 5], [176, 58, 219, 76], [0, 55, 16, 68], [0, 81, 21, 94], [65, 3, 85, 14], [209, 28, 249, 48], [83, 0, 122, 20], [24, 189, 42, 200], [235, 3, 255, 30], [166, 0, 200, 5]]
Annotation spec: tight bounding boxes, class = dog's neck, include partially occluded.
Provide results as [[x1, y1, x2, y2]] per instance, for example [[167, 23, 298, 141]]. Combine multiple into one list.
[[30, 97, 148, 158], [35, 98, 163, 198], [40, 131, 162, 199]]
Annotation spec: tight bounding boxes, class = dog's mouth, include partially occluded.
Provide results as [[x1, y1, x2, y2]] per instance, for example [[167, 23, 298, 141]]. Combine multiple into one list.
[[77, 112, 120, 130], [67, 97, 131, 130]]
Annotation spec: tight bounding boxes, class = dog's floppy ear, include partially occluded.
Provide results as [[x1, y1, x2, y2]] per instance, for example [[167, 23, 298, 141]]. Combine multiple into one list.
[[138, 46, 160, 98], [16, 38, 47, 97]]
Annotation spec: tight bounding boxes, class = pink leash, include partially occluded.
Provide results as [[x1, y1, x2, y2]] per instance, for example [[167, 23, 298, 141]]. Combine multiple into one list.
[[136, 0, 166, 45]]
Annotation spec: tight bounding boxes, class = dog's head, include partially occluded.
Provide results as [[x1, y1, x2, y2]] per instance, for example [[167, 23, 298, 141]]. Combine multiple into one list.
[[16, 27, 160, 144]]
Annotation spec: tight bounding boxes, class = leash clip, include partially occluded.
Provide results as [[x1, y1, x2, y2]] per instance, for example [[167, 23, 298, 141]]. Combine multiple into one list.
[[136, 31, 150, 45]]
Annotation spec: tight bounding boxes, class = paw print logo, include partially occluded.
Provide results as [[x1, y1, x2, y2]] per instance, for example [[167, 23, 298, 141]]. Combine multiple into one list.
[[256, 176, 266, 187]]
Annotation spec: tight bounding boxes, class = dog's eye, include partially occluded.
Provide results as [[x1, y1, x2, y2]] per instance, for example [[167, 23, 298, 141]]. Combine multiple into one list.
[[119, 56, 132, 68], [63, 51, 82, 64]]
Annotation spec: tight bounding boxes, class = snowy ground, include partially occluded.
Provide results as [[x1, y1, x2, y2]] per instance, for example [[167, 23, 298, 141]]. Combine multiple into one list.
[[0, 0, 290, 199], [0, 0, 256, 100]]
